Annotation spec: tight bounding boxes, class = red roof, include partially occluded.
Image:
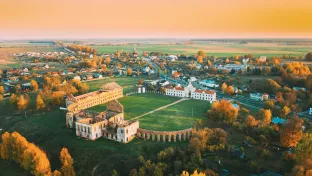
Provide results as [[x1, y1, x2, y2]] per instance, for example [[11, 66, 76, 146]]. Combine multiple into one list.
[[166, 86, 184, 91], [194, 89, 215, 94]]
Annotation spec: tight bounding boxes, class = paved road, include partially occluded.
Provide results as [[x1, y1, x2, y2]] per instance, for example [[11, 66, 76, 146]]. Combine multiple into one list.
[[132, 98, 187, 120], [143, 57, 159, 75]]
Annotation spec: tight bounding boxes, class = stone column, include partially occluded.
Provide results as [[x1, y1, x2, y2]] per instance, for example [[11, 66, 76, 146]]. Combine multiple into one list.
[[152, 134, 155, 141], [147, 133, 150, 140], [157, 134, 160, 142], [183, 133, 187, 141], [178, 134, 182, 141], [162, 134, 166, 142], [142, 133, 145, 139], [173, 135, 176, 142], [187, 132, 191, 140], [168, 134, 171, 142]]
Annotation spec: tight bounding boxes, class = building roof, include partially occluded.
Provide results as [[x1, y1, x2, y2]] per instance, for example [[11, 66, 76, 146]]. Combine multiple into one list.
[[167, 86, 185, 91], [194, 89, 215, 94], [272, 117, 286, 124], [100, 82, 121, 91]]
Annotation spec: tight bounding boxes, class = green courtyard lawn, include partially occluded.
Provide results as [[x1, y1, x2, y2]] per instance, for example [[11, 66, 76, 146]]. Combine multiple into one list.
[[0, 94, 187, 176], [137, 99, 210, 131], [89, 93, 211, 131], [88, 93, 180, 119]]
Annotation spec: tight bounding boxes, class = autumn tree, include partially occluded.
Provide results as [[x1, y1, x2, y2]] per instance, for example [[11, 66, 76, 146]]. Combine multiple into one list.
[[197, 50, 206, 58], [52, 91, 65, 105], [60, 148, 75, 176], [264, 100, 275, 110], [189, 128, 213, 156], [127, 68, 133, 76], [173, 72, 180, 78], [246, 115, 259, 128], [291, 132, 312, 175], [0, 94, 4, 104], [30, 80, 39, 91], [197, 56, 203, 64], [104, 56, 111, 64], [280, 106, 291, 118], [221, 82, 227, 93], [10, 93, 17, 105], [280, 116, 304, 148], [0, 132, 11, 159], [207, 99, 239, 124], [138, 79, 143, 85], [207, 60, 212, 66], [305, 52, 312, 61], [258, 109, 272, 127], [181, 170, 206, 176], [0, 132, 52, 176], [17, 95, 29, 111], [36, 94, 45, 110], [0, 86, 4, 94], [225, 86, 234, 95]]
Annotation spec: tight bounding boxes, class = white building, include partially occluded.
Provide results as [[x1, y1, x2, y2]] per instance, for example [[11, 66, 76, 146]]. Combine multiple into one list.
[[250, 93, 269, 101], [191, 90, 216, 103], [73, 76, 81, 81], [217, 64, 246, 71], [199, 80, 219, 88], [166, 83, 195, 98], [167, 55, 178, 61], [259, 56, 267, 62]]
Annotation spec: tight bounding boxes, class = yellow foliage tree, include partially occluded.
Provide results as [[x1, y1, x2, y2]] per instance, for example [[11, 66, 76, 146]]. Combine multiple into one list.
[[30, 80, 39, 91], [17, 95, 29, 111], [280, 116, 304, 148], [246, 115, 259, 128], [0, 132, 11, 159], [181, 170, 206, 176], [36, 94, 45, 110], [291, 132, 312, 175], [197, 56, 204, 64], [127, 68, 133, 76], [221, 83, 227, 92], [0, 85, 4, 94], [226, 86, 234, 95], [207, 99, 239, 124], [259, 109, 272, 127], [60, 148, 76, 176], [10, 93, 17, 105]]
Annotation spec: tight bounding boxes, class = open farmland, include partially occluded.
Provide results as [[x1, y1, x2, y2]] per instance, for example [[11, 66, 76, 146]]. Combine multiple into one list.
[[93, 42, 312, 57]]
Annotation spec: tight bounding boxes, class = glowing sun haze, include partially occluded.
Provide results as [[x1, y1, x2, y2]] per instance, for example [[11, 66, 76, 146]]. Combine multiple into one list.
[[1, 0, 312, 39]]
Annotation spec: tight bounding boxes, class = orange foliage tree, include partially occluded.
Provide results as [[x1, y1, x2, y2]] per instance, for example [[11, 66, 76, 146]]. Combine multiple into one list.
[[60, 148, 76, 176], [280, 116, 304, 148], [207, 99, 238, 124]]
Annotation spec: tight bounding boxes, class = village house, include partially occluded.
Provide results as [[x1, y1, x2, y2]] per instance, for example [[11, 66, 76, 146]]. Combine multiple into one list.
[[199, 80, 219, 88], [191, 89, 216, 103], [250, 93, 269, 101]]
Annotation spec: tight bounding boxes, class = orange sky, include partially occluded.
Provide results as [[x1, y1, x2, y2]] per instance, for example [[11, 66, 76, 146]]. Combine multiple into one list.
[[1, 0, 312, 39]]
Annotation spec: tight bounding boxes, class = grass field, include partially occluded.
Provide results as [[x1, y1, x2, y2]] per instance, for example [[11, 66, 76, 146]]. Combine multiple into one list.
[[85, 76, 149, 94], [89, 93, 210, 131], [0, 93, 188, 176], [138, 99, 210, 131], [93, 42, 312, 57], [88, 93, 180, 119]]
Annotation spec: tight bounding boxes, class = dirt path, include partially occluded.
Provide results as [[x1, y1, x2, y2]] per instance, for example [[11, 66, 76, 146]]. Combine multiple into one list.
[[132, 98, 187, 120]]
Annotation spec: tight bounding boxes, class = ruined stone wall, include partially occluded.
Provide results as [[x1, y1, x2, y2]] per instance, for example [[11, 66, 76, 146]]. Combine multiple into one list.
[[67, 88, 123, 112], [136, 128, 192, 142]]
